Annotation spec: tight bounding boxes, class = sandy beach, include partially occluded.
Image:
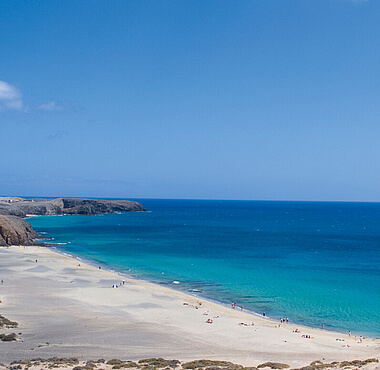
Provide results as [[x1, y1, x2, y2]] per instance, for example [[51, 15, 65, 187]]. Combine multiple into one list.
[[0, 246, 379, 369]]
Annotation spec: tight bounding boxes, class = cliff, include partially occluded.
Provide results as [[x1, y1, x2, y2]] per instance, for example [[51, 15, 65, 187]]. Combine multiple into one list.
[[0, 198, 145, 217], [0, 215, 40, 246], [0, 197, 145, 246]]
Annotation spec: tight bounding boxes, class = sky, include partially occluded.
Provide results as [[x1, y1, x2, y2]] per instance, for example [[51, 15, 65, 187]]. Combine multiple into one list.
[[1, 0, 380, 201]]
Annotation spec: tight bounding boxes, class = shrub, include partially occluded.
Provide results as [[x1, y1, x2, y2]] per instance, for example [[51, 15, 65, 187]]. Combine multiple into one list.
[[138, 358, 180, 368], [107, 359, 126, 365], [0, 315, 18, 328], [182, 360, 242, 369], [0, 332, 18, 341], [257, 362, 290, 369]]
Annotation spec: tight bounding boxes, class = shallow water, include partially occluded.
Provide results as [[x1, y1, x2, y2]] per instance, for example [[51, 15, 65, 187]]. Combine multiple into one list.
[[29, 199, 380, 336]]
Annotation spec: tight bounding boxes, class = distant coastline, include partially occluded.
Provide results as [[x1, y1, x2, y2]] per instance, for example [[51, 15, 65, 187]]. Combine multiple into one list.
[[0, 197, 145, 246]]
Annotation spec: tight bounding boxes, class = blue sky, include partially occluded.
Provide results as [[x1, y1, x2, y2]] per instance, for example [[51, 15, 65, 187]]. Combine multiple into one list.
[[1, 0, 379, 201]]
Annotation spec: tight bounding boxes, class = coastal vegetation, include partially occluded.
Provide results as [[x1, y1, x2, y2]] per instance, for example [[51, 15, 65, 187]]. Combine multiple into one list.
[[0, 332, 18, 342], [1, 358, 378, 370], [0, 315, 19, 342], [0, 314, 18, 328]]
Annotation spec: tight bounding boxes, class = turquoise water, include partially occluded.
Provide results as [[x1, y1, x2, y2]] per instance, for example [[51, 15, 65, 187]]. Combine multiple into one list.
[[29, 199, 380, 337]]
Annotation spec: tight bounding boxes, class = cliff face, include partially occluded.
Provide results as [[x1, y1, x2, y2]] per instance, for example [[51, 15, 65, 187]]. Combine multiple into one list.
[[61, 198, 144, 215], [0, 215, 40, 246], [0, 198, 145, 218], [0, 198, 65, 217], [0, 198, 146, 246]]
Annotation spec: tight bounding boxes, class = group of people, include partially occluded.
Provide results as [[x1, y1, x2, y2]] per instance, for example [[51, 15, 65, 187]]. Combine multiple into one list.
[[239, 322, 255, 326], [111, 280, 126, 288], [231, 302, 244, 311], [301, 334, 314, 339]]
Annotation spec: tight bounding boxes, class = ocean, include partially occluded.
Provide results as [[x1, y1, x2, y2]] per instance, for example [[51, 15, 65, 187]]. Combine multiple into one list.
[[28, 199, 380, 337]]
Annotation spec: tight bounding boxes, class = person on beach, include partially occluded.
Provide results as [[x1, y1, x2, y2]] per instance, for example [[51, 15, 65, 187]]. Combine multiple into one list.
[[349, 331, 351, 337]]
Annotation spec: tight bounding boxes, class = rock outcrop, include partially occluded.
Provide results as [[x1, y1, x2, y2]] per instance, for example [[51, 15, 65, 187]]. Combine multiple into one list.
[[0, 215, 40, 246], [0, 198, 146, 246], [0, 198, 145, 218], [61, 198, 145, 215]]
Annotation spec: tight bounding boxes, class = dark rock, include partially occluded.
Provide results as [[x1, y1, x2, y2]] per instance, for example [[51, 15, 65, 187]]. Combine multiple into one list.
[[0, 198, 64, 217], [0, 197, 145, 218], [61, 198, 145, 215], [0, 215, 39, 246]]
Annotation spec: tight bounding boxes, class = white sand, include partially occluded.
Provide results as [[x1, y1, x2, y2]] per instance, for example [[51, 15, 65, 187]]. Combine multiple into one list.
[[0, 246, 379, 368]]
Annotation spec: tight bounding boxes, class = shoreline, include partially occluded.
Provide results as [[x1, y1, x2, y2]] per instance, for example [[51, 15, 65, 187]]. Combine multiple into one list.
[[0, 245, 379, 368], [45, 243, 377, 339]]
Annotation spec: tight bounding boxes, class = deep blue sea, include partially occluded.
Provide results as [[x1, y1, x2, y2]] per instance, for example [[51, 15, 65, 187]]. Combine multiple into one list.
[[28, 199, 380, 337]]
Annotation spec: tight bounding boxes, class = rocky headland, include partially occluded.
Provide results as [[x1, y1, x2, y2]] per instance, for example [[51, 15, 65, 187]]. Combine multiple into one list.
[[0, 197, 145, 246]]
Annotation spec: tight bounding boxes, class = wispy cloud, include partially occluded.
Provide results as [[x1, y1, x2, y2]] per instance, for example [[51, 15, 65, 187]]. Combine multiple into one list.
[[0, 82, 77, 113], [0, 81, 23, 110], [37, 101, 64, 111]]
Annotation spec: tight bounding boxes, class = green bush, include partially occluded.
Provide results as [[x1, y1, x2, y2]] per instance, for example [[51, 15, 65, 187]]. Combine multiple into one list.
[[107, 359, 126, 365], [257, 362, 290, 369], [139, 358, 180, 368], [183, 360, 242, 369]]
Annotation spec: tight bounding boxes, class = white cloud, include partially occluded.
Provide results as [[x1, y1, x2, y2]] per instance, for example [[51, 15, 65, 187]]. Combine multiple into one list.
[[37, 101, 63, 111], [0, 81, 23, 110]]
